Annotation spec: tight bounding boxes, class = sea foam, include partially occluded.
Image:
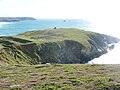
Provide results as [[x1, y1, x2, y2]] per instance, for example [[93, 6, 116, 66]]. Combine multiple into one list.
[[89, 42, 120, 64], [0, 22, 9, 27]]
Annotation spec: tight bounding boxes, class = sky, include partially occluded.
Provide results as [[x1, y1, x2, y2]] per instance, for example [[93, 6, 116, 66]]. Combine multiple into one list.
[[0, 0, 120, 64], [0, 0, 120, 37]]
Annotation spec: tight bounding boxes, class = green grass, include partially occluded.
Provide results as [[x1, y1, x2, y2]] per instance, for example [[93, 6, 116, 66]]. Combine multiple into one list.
[[0, 36, 32, 48], [0, 36, 31, 43], [0, 28, 97, 50], [16, 28, 96, 47], [0, 64, 120, 90]]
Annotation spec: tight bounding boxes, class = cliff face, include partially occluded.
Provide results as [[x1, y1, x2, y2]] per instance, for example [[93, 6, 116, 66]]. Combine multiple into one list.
[[0, 17, 36, 22], [0, 28, 119, 65]]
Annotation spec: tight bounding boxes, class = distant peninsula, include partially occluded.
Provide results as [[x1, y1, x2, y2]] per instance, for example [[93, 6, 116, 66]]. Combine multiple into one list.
[[0, 28, 119, 65], [0, 17, 37, 22]]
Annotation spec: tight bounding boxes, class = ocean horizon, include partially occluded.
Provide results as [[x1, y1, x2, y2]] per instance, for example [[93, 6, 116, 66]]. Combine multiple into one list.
[[0, 19, 90, 36]]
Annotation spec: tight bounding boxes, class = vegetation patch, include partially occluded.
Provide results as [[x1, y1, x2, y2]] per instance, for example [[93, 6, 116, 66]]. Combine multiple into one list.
[[0, 64, 120, 90]]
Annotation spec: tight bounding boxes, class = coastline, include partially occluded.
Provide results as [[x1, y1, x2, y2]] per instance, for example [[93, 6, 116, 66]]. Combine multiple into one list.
[[89, 41, 120, 64]]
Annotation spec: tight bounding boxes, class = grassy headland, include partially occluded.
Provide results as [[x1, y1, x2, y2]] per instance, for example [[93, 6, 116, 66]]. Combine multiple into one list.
[[0, 28, 119, 65]]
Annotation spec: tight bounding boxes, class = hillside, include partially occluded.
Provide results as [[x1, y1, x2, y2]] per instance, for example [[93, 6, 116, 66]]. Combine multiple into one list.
[[0, 28, 119, 65], [0, 17, 36, 22], [0, 64, 120, 90]]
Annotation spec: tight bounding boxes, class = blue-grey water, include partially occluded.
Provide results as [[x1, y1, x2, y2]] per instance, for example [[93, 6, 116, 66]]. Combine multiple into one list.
[[0, 19, 90, 36]]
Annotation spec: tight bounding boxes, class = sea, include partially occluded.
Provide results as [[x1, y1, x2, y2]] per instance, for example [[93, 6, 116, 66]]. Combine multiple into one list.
[[0, 19, 90, 36], [0, 19, 120, 64]]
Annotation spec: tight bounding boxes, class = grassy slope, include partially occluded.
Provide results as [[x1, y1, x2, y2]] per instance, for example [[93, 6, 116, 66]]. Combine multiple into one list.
[[16, 28, 96, 47], [0, 64, 120, 90]]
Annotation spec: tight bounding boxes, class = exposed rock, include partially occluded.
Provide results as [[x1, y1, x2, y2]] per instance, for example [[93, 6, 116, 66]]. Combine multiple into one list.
[[109, 45, 115, 50], [0, 28, 119, 65]]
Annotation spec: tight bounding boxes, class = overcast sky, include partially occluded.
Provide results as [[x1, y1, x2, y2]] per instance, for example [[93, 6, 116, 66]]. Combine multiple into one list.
[[0, 0, 120, 64], [0, 0, 120, 37]]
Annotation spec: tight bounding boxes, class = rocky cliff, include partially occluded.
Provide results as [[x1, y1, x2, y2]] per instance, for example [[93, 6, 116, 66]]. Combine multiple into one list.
[[0, 28, 119, 65], [0, 17, 36, 22]]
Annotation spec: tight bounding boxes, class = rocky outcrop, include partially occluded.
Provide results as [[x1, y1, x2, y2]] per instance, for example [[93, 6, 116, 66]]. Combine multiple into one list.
[[0, 17, 36, 22], [0, 28, 119, 65], [18, 37, 118, 64]]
